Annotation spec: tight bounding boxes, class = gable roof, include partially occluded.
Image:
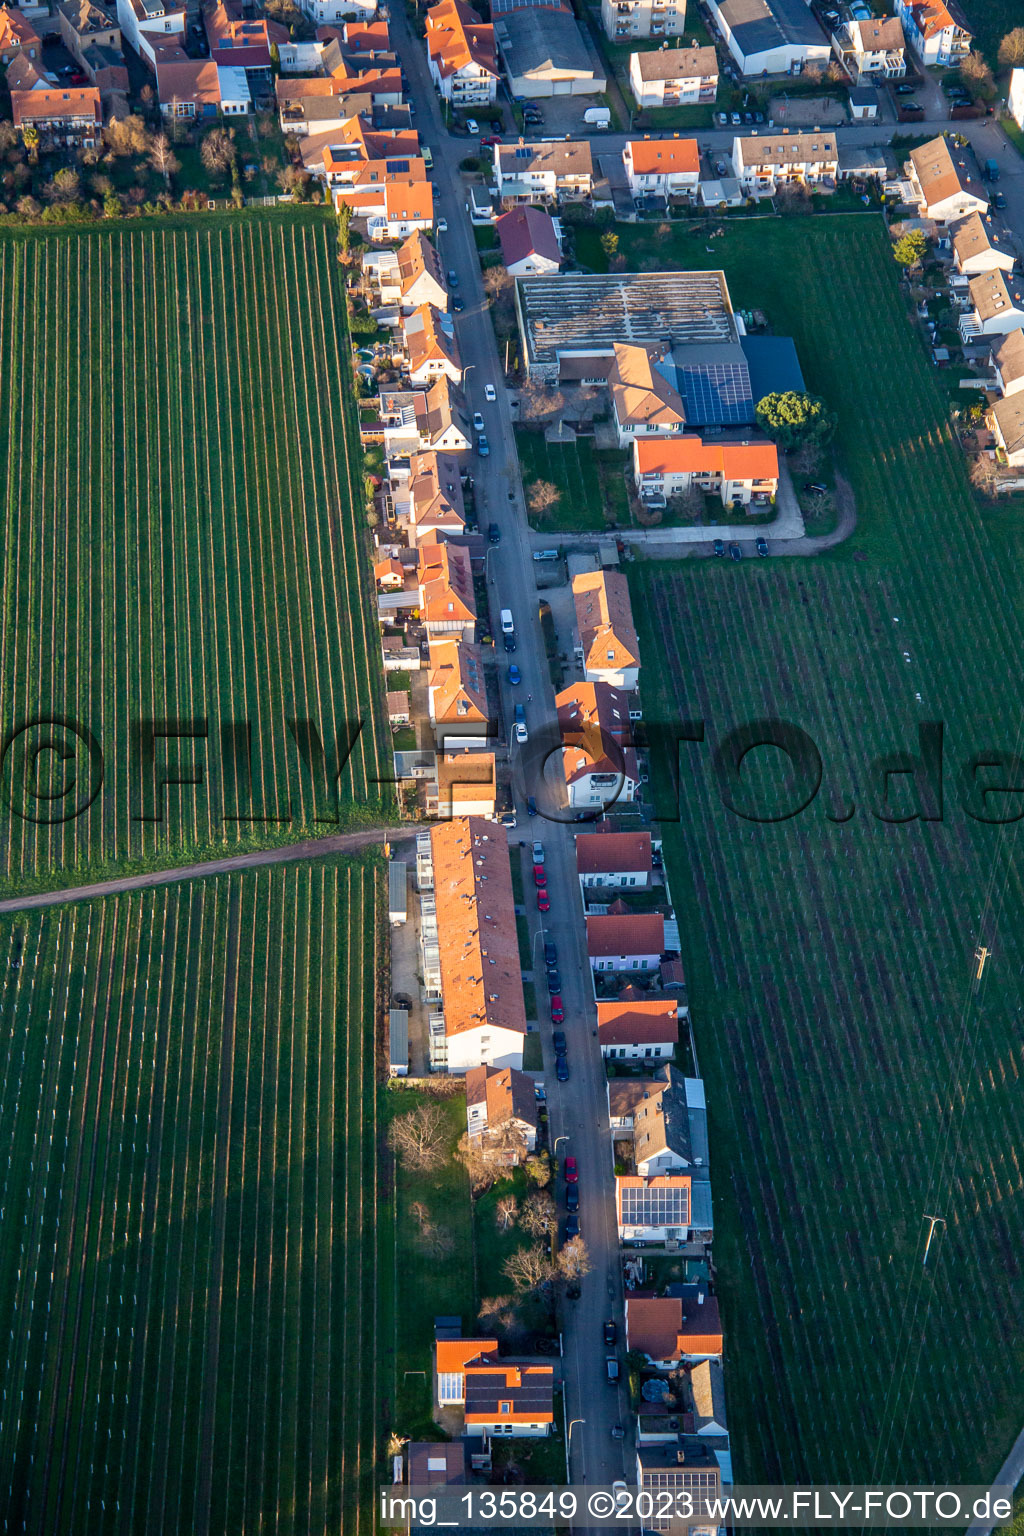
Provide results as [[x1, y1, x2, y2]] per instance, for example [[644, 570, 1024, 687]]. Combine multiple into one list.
[[575, 828, 652, 876], [11, 85, 102, 124], [0, 5, 41, 51], [587, 913, 665, 958], [556, 679, 638, 786], [4, 50, 47, 89], [901, 0, 970, 40], [156, 56, 220, 106], [398, 229, 446, 297], [634, 435, 779, 482], [428, 637, 487, 722], [465, 1064, 539, 1129], [847, 15, 904, 51], [634, 1064, 697, 1163], [597, 996, 677, 1044], [690, 1358, 727, 1431], [969, 269, 1024, 324], [435, 1335, 499, 1374], [626, 1293, 723, 1361], [426, 0, 498, 79], [990, 393, 1024, 456], [430, 817, 527, 1041], [908, 135, 983, 211], [736, 131, 837, 169], [608, 343, 688, 431], [418, 538, 476, 623], [405, 302, 462, 374], [496, 205, 561, 269], [626, 136, 700, 175], [573, 567, 640, 677], [495, 138, 593, 179], [991, 328, 1024, 386], [632, 45, 716, 81], [951, 210, 1014, 268]]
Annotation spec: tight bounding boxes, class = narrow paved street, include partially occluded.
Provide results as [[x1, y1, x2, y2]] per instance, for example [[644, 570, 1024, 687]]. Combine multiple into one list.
[[390, 0, 634, 1500]]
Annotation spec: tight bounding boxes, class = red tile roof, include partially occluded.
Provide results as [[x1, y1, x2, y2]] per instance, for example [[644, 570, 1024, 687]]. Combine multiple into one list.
[[496, 205, 561, 269], [634, 436, 779, 482], [587, 913, 665, 959], [597, 997, 677, 1044], [11, 85, 101, 125], [626, 137, 699, 176], [576, 829, 652, 877]]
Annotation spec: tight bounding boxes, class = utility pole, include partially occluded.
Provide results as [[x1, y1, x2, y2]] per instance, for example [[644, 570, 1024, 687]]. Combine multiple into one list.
[[922, 1214, 946, 1267]]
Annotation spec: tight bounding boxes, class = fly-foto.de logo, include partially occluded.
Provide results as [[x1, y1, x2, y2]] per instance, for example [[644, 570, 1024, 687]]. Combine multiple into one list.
[[0, 716, 368, 825]]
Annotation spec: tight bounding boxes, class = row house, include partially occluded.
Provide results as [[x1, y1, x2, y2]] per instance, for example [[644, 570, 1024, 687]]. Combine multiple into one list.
[[115, 0, 187, 69], [11, 86, 102, 146], [572, 568, 640, 690], [57, 0, 130, 97], [576, 827, 653, 892], [633, 436, 780, 508], [493, 139, 593, 204], [301, 117, 420, 185], [959, 270, 1024, 344], [587, 912, 664, 974], [622, 136, 699, 203], [427, 638, 489, 746], [418, 538, 476, 641], [426, 0, 499, 104], [406, 449, 466, 545], [894, 0, 970, 67], [555, 681, 638, 811], [731, 131, 838, 196], [950, 213, 1015, 279], [632, 1066, 709, 1178], [377, 378, 470, 458], [628, 45, 716, 107], [0, 6, 41, 66], [597, 995, 677, 1061], [278, 69, 402, 133]]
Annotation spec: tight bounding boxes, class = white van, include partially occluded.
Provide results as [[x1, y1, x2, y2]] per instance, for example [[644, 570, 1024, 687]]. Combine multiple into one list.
[[500, 608, 515, 634]]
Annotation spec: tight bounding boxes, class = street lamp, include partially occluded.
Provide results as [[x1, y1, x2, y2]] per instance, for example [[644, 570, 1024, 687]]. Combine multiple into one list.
[[554, 1135, 569, 1156], [566, 1419, 586, 1482]]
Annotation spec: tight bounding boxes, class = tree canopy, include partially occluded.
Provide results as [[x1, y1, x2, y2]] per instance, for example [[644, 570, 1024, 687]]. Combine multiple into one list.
[[755, 391, 837, 452], [998, 27, 1024, 67], [892, 229, 929, 269]]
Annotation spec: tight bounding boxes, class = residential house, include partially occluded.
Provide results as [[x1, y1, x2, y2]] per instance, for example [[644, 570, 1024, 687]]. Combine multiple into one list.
[[302, 119, 420, 186], [906, 136, 987, 222], [427, 638, 489, 745], [278, 71, 403, 134], [426, 0, 498, 104], [607, 343, 688, 446], [616, 1171, 709, 1242], [555, 681, 638, 811], [1011, 67, 1024, 134], [625, 1291, 723, 1367], [493, 8, 605, 98], [11, 86, 102, 146], [295, 0, 378, 30], [57, 0, 129, 96], [960, 271, 1024, 343], [429, 817, 527, 1072], [608, 1075, 661, 1133], [587, 912, 664, 973], [493, 139, 593, 204], [894, 0, 971, 67], [465, 1364, 554, 1436], [0, 5, 40, 65], [465, 1064, 539, 1156], [633, 436, 779, 508], [572, 569, 640, 689], [731, 131, 838, 196], [418, 539, 477, 640], [633, 1068, 708, 1176], [830, 15, 905, 80], [950, 212, 1015, 277], [706, 0, 830, 75], [387, 689, 411, 725], [597, 995, 677, 1059], [427, 750, 498, 818], [405, 303, 463, 384], [622, 136, 700, 203], [204, 0, 286, 87], [988, 395, 1024, 468], [601, 0, 687, 43], [636, 1439, 722, 1510], [406, 450, 466, 544], [495, 205, 562, 277], [690, 1359, 729, 1443], [576, 828, 653, 891], [991, 331, 1024, 400], [374, 556, 406, 589], [436, 1335, 500, 1406], [377, 379, 471, 456], [406, 1442, 466, 1485], [157, 57, 223, 115], [116, 0, 186, 68], [398, 230, 449, 311], [628, 45, 717, 106], [5, 51, 49, 89]]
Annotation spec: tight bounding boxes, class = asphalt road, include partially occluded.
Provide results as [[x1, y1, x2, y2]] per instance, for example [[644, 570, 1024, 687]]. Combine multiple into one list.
[[389, 2, 635, 1505]]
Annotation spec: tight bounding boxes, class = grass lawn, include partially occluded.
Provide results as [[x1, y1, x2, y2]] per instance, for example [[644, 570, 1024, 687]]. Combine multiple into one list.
[[383, 1087, 474, 1442], [0, 856, 383, 1536], [629, 214, 1024, 1485], [517, 430, 631, 532], [0, 209, 390, 896]]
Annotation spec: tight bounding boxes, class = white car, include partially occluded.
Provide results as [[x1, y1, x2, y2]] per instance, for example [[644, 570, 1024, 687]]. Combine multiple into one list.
[[472, 411, 485, 432], [514, 721, 528, 744], [484, 384, 496, 402], [612, 1482, 630, 1514], [466, 117, 480, 135], [436, 217, 447, 233]]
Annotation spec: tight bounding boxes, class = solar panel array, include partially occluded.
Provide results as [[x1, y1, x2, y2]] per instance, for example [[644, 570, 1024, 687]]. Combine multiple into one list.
[[518, 272, 738, 368], [676, 362, 754, 426], [620, 1182, 690, 1227]]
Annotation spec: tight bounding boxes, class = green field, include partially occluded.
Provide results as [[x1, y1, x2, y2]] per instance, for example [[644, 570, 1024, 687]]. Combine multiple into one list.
[[627, 216, 1024, 1482], [515, 429, 630, 532], [0, 857, 382, 1535], [0, 210, 389, 895]]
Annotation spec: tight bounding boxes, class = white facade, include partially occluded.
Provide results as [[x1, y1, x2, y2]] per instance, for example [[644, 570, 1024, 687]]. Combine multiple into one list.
[[116, 0, 185, 67], [602, 1038, 674, 1063], [628, 49, 716, 106], [894, 0, 970, 66], [601, 0, 687, 42], [1011, 69, 1024, 132], [445, 1024, 525, 1074], [297, 0, 376, 23], [707, 0, 830, 75]]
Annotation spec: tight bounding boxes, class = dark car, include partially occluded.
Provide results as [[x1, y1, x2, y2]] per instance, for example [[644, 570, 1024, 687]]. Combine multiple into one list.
[[729, 543, 742, 561], [604, 1319, 617, 1345], [895, 82, 915, 94], [547, 970, 561, 992], [552, 1029, 567, 1056], [753, 110, 765, 123], [447, 269, 459, 287], [544, 942, 557, 966], [565, 1182, 579, 1210], [452, 295, 465, 312], [992, 191, 1008, 210], [508, 663, 522, 685], [488, 522, 501, 544], [556, 1056, 569, 1082], [503, 632, 516, 652], [742, 111, 753, 124], [526, 795, 537, 816], [756, 536, 769, 557], [564, 1155, 578, 1183], [566, 1212, 580, 1238], [804, 482, 827, 495], [713, 538, 726, 557], [611, 1424, 625, 1440]]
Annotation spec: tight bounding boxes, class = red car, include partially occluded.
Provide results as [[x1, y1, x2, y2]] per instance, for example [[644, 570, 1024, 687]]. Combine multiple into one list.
[[537, 891, 550, 912], [564, 1155, 578, 1183], [550, 996, 564, 1022], [481, 134, 502, 147], [70, 71, 88, 84], [532, 864, 546, 886]]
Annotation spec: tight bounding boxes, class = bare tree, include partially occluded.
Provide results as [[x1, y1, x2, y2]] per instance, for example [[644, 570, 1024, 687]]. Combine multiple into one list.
[[149, 133, 180, 185], [387, 1102, 449, 1172], [527, 479, 561, 518], [518, 379, 566, 424], [482, 261, 516, 333], [90, 172, 114, 197], [386, 1432, 408, 1459], [998, 27, 1024, 67], [503, 1244, 555, 1294], [959, 50, 995, 100], [105, 114, 152, 156], [0, 121, 19, 154], [555, 1236, 592, 1283], [496, 1194, 519, 1230], [15, 194, 41, 218], [44, 168, 81, 204], [519, 1190, 557, 1239], [201, 127, 237, 176]]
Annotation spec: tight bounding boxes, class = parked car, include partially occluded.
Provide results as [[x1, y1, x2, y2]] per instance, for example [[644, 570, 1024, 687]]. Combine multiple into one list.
[[547, 970, 561, 993], [447, 269, 459, 286], [611, 1424, 625, 1440], [473, 412, 485, 432], [477, 434, 489, 456], [565, 1181, 578, 1209], [552, 1029, 567, 1056], [895, 82, 915, 94], [488, 522, 501, 544], [564, 1155, 578, 1183], [484, 383, 497, 402], [804, 482, 827, 495], [466, 118, 479, 134], [730, 111, 741, 125], [742, 111, 753, 124], [556, 1055, 569, 1082], [756, 536, 769, 557], [452, 295, 464, 311], [566, 1213, 580, 1238], [715, 111, 728, 125], [502, 811, 516, 828], [436, 217, 448, 233], [544, 941, 557, 966], [713, 538, 725, 557], [606, 1356, 620, 1383], [514, 721, 527, 743], [537, 890, 550, 912], [526, 795, 537, 816], [753, 110, 765, 123], [533, 863, 547, 886], [604, 1320, 617, 1345], [550, 997, 564, 1022], [503, 632, 516, 652], [532, 840, 544, 863], [508, 663, 522, 685], [729, 543, 742, 560], [992, 191, 1008, 210]]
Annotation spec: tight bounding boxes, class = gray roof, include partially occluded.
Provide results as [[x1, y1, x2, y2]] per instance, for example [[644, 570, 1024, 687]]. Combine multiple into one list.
[[389, 1008, 409, 1067], [463, 1370, 553, 1418], [690, 1175, 713, 1231], [990, 393, 1024, 456], [494, 8, 600, 79], [713, 0, 828, 58]]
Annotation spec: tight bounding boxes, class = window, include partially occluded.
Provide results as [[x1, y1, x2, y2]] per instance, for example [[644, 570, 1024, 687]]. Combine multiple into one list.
[[499, 1401, 511, 1415]]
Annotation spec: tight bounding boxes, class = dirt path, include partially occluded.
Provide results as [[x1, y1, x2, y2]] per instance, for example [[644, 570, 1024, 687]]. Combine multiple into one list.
[[0, 825, 411, 914], [783, 469, 858, 556]]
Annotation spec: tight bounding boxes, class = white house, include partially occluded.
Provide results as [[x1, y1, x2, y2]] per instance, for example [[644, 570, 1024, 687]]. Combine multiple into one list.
[[616, 1172, 711, 1243], [626, 1292, 724, 1368], [633, 436, 779, 508], [991, 331, 1024, 400], [465, 1064, 539, 1156], [894, 0, 971, 67], [493, 139, 593, 203], [950, 213, 1015, 278], [731, 131, 838, 195], [960, 271, 1024, 343], [495, 205, 561, 277], [830, 15, 905, 80], [556, 681, 638, 811], [1010, 68, 1024, 133], [622, 136, 699, 201], [906, 137, 987, 222], [576, 828, 653, 891], [597, 995, 677, 1060], [628, 44, 717, 107], [601, 0, 687, 43], [426, 0, 499, 103], [587, 912, 664, 973], [116, 0, 185, 67], [706, 0, 830, 76], [572, 569, 641, 689], [989, 394, 1024, 468], [632, 1069, 708, 1176]]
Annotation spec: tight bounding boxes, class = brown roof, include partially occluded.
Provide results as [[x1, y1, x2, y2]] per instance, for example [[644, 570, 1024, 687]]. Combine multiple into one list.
[[435, 751, 497, 812], [407, 1442, 466, 1485], [398, 229, 447, 299], [556, 680, 637, 786], [496, 205, 561, 269], [576, 828, 652, 876], [597, 996, 677, 1043], [736, 131, 837, 169], [4, 51, 46, 89], [990, 394, 1024, 457], [992, 329, 1024, 386], [409, 449, 466, 538], [11, 84, 101, 124], [428, 637, 488, 724], [632, 46, 716, 82], [573, 566, 641, 674], [608, 1076, 661, 1121], [422, 375, 468, 445], [908, 136, 981, 211], [465, 1064, 538, 1130], [430, 817, 527, 1041], [0, 5, 41, 51], [587, 913, 665, 959], [626, 1294, 723, 1361], [969, 270, 1024, 324], [156, 56, 220, 106], [847, 15, 904, 52], [418, 539, 476, 624], [951, 211, 1013, 267], [496, 138, 593, 179], [405, 303, 462, 376]]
